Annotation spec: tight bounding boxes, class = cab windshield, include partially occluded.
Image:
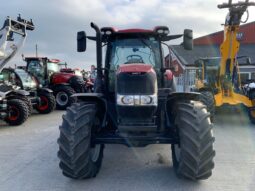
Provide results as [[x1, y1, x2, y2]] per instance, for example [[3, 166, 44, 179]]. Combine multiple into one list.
[[15, 69, 37, 89], [107, 36, 161, 91], [15, 69, 33, 82], [203, 58, 220, 83], [47, 62, 60, 73], [109, 36, 161, 70]]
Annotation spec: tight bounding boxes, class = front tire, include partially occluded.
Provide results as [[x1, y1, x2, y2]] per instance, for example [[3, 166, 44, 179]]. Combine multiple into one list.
[[57, 102, 104, 179], [5, 99, 29, 126], [172, 101, 215, 180], [12, 95, 33, 116]]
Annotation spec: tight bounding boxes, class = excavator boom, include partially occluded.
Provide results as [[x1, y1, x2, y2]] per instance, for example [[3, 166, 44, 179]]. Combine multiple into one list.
[[215, 0, 255, 106]]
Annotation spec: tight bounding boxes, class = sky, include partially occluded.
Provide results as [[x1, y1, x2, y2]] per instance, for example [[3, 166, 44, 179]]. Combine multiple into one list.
[[1, 0, 255, 70]]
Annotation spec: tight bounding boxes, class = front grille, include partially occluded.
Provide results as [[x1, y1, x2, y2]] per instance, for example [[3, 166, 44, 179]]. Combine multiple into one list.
[[0, 84, 13, 92], [116, 72, 156, 94]]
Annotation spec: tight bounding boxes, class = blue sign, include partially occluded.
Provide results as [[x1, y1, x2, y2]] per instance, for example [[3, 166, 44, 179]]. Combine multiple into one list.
[[236, 32, 244, 40]]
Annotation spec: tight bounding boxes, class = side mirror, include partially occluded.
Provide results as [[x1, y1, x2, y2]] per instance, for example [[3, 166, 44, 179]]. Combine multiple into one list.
[[77, 31, 87, 52], [183, 29, 193, 50]]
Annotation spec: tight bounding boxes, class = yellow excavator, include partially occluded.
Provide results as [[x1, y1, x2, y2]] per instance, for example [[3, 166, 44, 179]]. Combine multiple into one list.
[[193, 0, 255, 123]]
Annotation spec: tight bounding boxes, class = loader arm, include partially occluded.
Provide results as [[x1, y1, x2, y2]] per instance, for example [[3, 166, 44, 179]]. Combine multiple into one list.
[[0, 15, 34, 71]]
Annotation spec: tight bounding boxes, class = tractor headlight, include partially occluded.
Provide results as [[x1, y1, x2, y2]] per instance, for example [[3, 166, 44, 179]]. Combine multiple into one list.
[[121, 95, 134, 105], [117, 94, 157, 106], [140, 95, 157, 105]]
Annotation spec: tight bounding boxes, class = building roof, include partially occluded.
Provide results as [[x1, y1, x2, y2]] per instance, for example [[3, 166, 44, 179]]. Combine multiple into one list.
[[194, 21, 255, 45], [170, 44, 255, 66]]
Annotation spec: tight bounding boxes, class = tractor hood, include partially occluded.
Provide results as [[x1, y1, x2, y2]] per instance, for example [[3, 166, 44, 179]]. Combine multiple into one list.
[[117, 64, 155, 74], [51, 72, 76, 84], [116, 64, 157, 95]]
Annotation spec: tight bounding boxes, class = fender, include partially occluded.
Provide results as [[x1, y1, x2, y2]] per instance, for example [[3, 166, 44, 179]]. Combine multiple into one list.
[[72, 93, 107, 127], [37, 87, 53, 94], [50, 83, 70, 91], [164, 92, 201, 128], [166, 92, 201, 119], [5, 89, 30, 100], [0, 91, 7, 99], [12, 89, 30, 96]]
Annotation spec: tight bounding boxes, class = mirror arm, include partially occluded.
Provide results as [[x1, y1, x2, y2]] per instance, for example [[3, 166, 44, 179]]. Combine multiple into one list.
[[87, 36, 96, 41]]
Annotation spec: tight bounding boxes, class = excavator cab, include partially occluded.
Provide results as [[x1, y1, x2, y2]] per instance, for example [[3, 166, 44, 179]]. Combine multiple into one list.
[[195, 57, 221, 91]]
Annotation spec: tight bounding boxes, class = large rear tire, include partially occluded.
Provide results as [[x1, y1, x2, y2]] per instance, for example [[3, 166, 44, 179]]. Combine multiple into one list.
[[5, 99, 29, 126], [172, 101, 215, 180], [199, 91, 215, 122], [35, 92, 56, 114], [54, 86, 76, 110], [57, 102, 104, 179]]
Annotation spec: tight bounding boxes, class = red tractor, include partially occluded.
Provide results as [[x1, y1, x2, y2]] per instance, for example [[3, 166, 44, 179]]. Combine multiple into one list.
[[57, 23, 215, 180], [23, 57, 86, 109]]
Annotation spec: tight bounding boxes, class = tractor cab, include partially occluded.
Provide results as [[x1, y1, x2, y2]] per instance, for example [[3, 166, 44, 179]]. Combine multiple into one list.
[[76, 24, 194, 129], [25, 57, 60, 86], [23, 56, 87, 109], [105, 30, 164, 93], [80, 26, 193, 95], [1, 68, 37, 90]]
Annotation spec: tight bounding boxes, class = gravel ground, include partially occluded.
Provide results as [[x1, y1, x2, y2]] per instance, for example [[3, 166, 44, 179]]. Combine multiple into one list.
[[0, 106, 255, 191]]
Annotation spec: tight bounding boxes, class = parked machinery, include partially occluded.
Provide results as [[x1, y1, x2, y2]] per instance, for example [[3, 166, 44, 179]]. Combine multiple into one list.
[[23, 57, 86, 109], [57, 22, 215, 180], [0, 15, 34, 125], [1, 68, 55, 114], [192, 0, 255, 123]]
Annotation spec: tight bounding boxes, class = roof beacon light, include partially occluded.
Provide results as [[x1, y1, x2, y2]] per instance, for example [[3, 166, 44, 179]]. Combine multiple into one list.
[[101, 27, 116, 35], [153, 26, 169, 35]]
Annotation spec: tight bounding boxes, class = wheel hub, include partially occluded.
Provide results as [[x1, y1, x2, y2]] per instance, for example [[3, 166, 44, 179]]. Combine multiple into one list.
[[9, 106, 19, 121], [56, 92, 68, 106], [38, 96, 49, 110]]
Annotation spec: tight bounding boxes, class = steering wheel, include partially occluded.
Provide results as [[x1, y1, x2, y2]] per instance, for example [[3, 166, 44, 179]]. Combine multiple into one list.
[[125, 55, 144, 64]]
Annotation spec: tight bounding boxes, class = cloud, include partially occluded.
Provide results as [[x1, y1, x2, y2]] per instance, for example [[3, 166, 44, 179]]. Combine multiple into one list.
[[1, 0, 255, 70]]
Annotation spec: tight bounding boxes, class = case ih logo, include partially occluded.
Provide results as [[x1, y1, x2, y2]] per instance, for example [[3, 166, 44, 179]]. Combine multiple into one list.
[[236, 32, 244, 41]]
